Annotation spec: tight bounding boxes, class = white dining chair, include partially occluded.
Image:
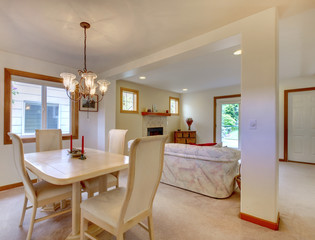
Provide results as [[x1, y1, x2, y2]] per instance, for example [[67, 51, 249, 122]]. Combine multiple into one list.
[[81, 129, 128, 197], [80, 135, 168, 240], [35, 129, 62, 152], [8, 132, 72, 240], [36, 129, 67, 210]]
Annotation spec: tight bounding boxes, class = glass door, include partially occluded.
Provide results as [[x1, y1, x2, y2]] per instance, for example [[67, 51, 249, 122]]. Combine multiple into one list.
[[216, 98, 241, 149]]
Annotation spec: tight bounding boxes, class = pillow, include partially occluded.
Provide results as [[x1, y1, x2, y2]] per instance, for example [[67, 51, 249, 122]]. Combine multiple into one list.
[[189, 142, 217, 146]]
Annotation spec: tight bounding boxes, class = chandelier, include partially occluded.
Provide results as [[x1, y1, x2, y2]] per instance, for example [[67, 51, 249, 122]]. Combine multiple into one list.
[[60, 22, 110, 103]]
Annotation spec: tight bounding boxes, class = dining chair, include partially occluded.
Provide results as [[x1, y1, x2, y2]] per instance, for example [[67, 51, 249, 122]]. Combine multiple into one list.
[[35, 129, 62, 152], [80, 134, 168, 240], [35, 129, 67, 210], [81, 129, 128, 197], [8, 133, 72, 240]]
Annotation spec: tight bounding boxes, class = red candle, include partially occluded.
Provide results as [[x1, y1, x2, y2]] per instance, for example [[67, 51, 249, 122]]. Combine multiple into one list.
[[82, 136, 84, 154], [70, 135, 73, 152]]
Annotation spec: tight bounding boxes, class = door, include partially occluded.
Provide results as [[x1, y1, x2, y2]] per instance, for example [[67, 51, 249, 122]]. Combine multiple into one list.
[[288, 90, 315, 163], [216, 97, 241, 149]]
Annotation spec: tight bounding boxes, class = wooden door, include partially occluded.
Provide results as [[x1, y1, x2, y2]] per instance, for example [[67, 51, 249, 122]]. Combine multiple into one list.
[[288, 90, 315, 163]]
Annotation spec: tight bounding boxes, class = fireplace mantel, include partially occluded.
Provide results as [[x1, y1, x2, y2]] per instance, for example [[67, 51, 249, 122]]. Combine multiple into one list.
[[141, 112, 171, 116]]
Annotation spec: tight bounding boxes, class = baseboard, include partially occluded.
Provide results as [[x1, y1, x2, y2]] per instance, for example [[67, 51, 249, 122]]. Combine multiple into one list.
[[0, 179, 37, 192], [287, 160, 315, 165], [240, 212, 280, 230]]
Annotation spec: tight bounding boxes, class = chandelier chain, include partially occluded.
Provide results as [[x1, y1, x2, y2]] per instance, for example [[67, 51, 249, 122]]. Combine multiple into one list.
[[84, 26, 87, 72]]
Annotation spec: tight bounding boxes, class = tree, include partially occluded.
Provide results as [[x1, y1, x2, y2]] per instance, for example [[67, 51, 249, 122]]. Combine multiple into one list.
[[223, 104, 239, 122], [222, 114, 236, 126]]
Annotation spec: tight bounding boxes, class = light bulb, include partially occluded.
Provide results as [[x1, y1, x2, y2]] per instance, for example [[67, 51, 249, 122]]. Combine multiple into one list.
[[69, 80, 79, 93], [97, 80, 111, 94], [60, 73, 76, 88], [82, 72, 97, 89]]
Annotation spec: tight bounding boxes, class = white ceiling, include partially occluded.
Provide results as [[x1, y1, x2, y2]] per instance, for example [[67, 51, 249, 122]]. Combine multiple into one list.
[[0, 0, 314, 93]]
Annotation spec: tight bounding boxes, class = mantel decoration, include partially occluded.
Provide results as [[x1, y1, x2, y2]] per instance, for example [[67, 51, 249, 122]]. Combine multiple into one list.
[[60, 22, 110, 104], [186, 118, 193, 130]]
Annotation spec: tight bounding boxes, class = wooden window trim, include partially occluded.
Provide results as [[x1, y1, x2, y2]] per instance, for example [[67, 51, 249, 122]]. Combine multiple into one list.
[[4, 68, 79, 145], [169, 97, 179, 115], [120, 87, 139, 114], [213, 94, 241, 142]]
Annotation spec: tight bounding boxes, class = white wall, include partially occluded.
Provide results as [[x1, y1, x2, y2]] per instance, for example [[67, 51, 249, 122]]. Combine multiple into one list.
[[181, 85, 240, 143], [0, 50, 100, 186], [96, 72, 117, 151]]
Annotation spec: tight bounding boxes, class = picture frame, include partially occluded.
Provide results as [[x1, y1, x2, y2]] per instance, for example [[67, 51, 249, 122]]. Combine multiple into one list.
[[79, 95, 98, 112]]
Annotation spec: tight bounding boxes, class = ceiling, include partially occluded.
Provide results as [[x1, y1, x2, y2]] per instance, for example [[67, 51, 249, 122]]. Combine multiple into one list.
[[0, 0, 314, 93]]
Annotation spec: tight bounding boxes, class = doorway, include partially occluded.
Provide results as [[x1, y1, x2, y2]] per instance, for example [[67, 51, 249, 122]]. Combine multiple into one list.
[[284, 87, 315, 164], [214, 94, 241, 149]]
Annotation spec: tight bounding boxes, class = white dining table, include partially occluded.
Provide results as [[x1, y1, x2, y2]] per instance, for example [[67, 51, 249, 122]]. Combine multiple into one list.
[[24, 148, 129, 239]]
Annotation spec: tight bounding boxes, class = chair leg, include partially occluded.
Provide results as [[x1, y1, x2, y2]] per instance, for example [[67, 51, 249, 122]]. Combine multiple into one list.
[[61, 199, 67, 209], [19, 196, 28, 227], [87, 191, 94, 198], [116, 233, 124, 240], [148, 214, 155, 240], [80, 215, 88, 240], [116, 172, 120, 188], [26, 202, 37, 240]]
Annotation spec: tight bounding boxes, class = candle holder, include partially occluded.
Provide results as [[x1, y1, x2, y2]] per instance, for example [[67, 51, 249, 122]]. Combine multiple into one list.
[[68, 148, 86, 159], [79, 153, 86, 160]]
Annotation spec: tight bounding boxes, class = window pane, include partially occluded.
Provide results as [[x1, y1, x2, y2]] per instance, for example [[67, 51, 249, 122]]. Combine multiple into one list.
[[123, 91, 135, 111], [11, 81, 42, 136], [170, 98, 178, 114], [24, 101, 42, 133], [221, 103, 239, 148], [47, 87, 70, 134]]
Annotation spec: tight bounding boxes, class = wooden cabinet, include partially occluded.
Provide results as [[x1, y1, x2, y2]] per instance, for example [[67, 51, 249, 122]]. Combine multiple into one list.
[[174, 131, 196, 144]]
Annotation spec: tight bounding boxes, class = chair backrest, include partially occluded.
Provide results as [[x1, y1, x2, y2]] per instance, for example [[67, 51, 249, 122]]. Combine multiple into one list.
[[36, 129, 62, 152], [120, 135, 168, 224], [8, 133, 36, 203], [108, 129, 128, 154]]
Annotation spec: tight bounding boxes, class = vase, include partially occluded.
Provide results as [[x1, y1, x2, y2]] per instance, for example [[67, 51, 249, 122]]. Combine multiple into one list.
[[186, 118, 193, 130]]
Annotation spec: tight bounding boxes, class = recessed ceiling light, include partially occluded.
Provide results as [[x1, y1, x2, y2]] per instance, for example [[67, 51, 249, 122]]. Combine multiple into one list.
[[139, 76, 146, 80], [233, 50, 242, 55], [182, 88, 188, 92]]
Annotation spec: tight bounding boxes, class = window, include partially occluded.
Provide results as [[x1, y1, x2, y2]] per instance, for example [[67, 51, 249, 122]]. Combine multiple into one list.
[[169, 97, 179, 115], [4, 68, 79, 144], [120, 87, 139, 113]]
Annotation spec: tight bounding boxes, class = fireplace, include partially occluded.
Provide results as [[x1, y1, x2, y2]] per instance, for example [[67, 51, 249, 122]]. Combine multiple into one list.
[[147, 127, 163, 136]]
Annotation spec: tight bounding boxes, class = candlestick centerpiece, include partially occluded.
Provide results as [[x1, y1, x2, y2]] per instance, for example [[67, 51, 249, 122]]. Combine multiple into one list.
[[79, 136, 86, 160], [68, 135, 86, 159]]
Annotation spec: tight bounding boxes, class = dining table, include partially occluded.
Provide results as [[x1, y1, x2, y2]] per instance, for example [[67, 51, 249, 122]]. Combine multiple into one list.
[[24, 148, 129, 240]]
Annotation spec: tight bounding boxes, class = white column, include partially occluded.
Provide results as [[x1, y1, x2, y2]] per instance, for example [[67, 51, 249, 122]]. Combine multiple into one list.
[[240, 8, 279, 224]]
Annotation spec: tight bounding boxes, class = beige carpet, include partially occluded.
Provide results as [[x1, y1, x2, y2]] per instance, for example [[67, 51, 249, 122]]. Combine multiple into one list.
[[0, 162, 314, 240]]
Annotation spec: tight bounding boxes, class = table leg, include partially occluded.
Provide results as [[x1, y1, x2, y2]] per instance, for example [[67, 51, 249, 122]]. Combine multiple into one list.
[[66, 182, 81, 239]]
